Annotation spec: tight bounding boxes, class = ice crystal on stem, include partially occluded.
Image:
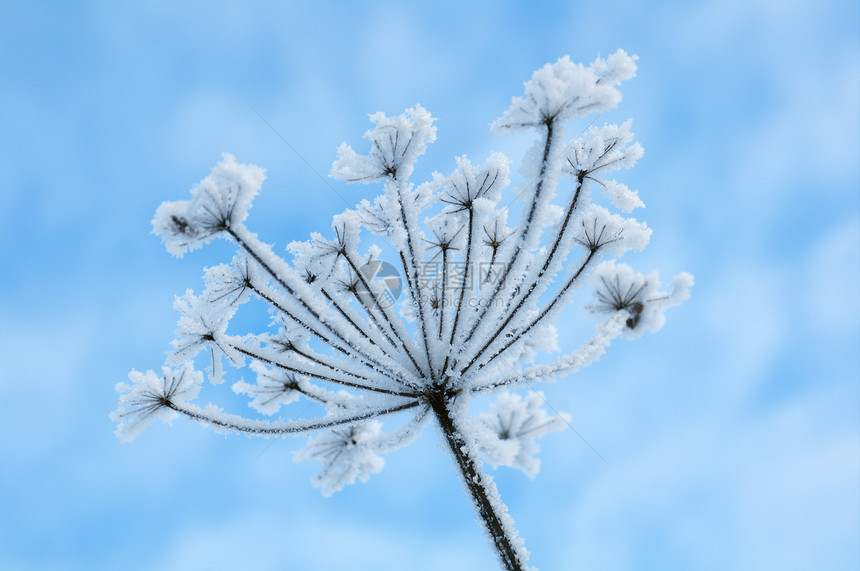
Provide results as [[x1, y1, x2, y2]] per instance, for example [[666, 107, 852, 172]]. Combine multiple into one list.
[[115, 50, 691, 570]]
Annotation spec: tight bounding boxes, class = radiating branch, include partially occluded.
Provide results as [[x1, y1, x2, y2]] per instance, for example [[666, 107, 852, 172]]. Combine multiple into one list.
[[167, 399, 422, 437]]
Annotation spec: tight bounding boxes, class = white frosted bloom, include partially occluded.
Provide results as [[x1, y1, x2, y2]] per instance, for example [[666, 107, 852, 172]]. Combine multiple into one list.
[[151, 200, 198, 257], [562, 120, 645, 212], [475, 392, 569, 478], [441, 153, 511, 208], [575, 204, 651, 257], [110, 363, 203, 443], [492, 50, 637, 132], [294, 421, 386, 496], [201, 257, 256, 310], [355, 195, 395, 235], [168, 289, 243, 384], [331, 105, 436, 183], [153, 153, 265, 257], [425, 210, 467, 253], [588, 260, 694, 337], [563, 121, 642, 175]]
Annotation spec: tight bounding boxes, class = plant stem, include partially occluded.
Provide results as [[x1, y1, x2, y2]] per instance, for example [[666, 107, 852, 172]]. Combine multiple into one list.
[[429, 392, 529, 571]]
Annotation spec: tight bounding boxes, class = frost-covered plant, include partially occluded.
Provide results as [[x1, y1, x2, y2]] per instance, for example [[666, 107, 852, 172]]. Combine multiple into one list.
[[114, 51, 692, 570]]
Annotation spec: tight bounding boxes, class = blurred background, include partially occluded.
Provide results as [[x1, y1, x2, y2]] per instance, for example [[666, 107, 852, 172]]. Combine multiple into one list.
[[1, 1, 857, 569]]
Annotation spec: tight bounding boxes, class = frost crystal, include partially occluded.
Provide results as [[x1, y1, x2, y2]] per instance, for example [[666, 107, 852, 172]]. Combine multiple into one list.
[[152, 153, 265, 257], [111, 363, 202, 443], [588, 260, 694, 337], [475, 392, 569, 478], [293, 421, 386, 497], [116, 52, 691, 571]]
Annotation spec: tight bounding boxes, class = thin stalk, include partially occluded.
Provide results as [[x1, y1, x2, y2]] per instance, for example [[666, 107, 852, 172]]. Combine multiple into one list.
[[392, 178, 435, 378], [429, 393, 528, 571], [319, 287, 387, 349], [343, 280, 401, 349], [438, 246, 448, 339], [472, 175, 586, 366], [462, 119, 556, 345], [340, 247, 425, 374], [230, 345, 417, 398], [248, 275, 414, 388], [227, 225, 419, 383], [167, 400, 421, 437], [440, 207, 475, 380], [348, 283, 427, 379], [448, 208, 474, 342], [227, 227, 341, 337]]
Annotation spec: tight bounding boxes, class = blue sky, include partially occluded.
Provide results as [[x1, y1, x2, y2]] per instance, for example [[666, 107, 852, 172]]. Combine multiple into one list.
[[1, 1, 858, 569]]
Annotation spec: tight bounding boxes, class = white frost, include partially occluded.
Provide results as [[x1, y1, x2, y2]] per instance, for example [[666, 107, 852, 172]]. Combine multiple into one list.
[[588, 260, 694, 337], [293, 421, 386, 497], [110, 363, 203, 443], [492, 50, 637, 133], [474, 392, 570, 478], [152, 153, 265, 257]]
